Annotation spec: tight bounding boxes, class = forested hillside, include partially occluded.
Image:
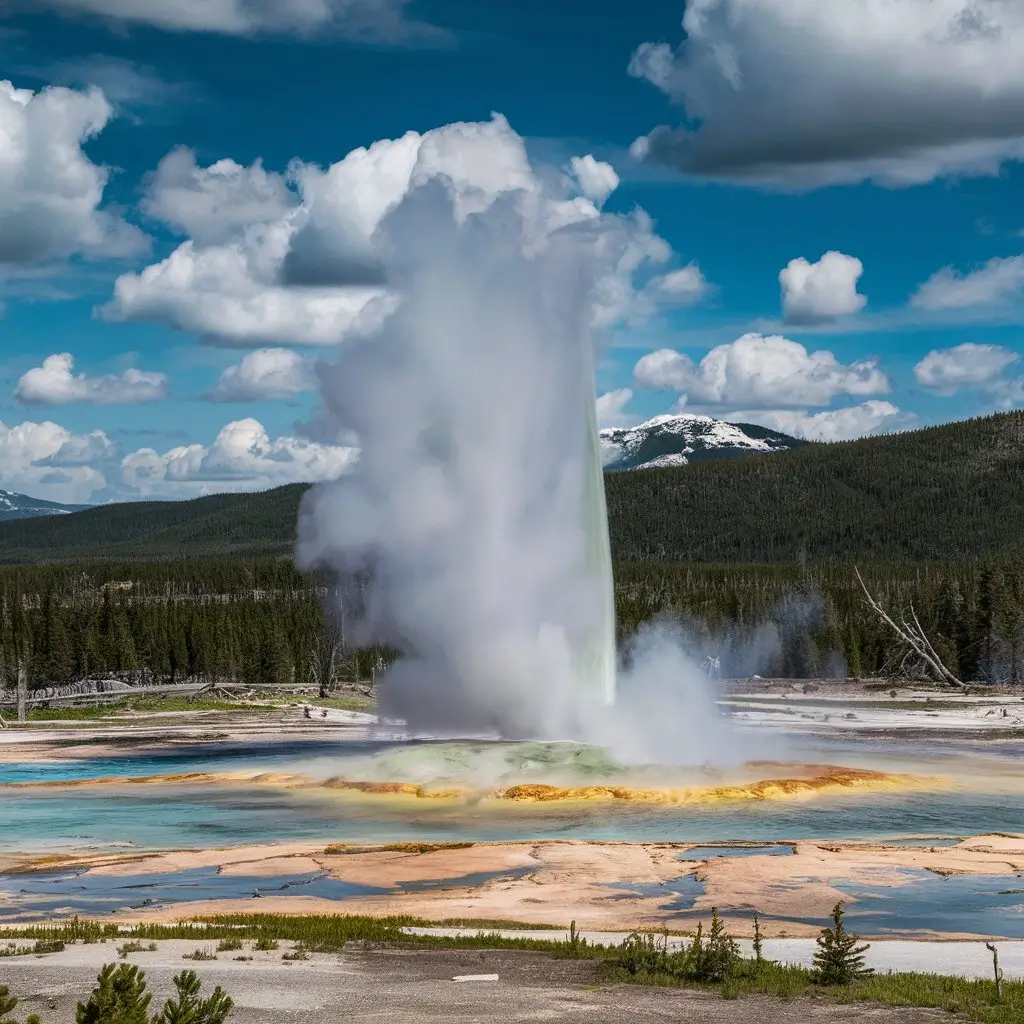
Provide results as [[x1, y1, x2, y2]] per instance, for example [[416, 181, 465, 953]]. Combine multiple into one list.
[[0, 486, 305, 563], [3, 412, 1024, 690], [1, 412, 1022, 564], [606, 412, 1024, 562]]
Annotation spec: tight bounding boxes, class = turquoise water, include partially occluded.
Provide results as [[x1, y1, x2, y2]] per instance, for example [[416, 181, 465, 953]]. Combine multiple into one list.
[[2, 736, 1021, 855], [3, 787, 1023, 854]]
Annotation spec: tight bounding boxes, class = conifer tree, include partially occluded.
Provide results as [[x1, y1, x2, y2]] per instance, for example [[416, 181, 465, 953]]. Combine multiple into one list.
[[152, 970, 232, 1024], [812, 902, 873, 986], [76, 964, 151, 1024]]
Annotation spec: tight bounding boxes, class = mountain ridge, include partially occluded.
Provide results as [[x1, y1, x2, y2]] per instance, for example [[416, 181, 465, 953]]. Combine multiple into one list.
[[0, 490, 90, 523], [1, 411, 1021, 565], [600, 413, 805, 470]]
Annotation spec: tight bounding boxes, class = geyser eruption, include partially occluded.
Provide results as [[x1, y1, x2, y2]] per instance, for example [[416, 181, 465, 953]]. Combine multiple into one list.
[[580, 345, 617, 708], [297, 114, 711, 747]]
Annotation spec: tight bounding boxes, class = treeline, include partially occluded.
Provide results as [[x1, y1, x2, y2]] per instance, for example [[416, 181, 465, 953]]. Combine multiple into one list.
[[616, 560, 1024, 684], [0, 560, 387, 692], [2, 557, 1024, 689]]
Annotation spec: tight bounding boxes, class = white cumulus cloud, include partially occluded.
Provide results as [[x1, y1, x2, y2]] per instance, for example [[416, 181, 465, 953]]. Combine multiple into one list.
[[914, 343, 1020, 393], [595, 387, 634, 427], [0, 414, 358, 503], [0, 418, 113, 502], [207, 348, 315, 402], [142, 147, 294, 246], [645, 263, 710, 307], [120, 418, 357, 497], [103, 115, 682, 346], [15, 353, 168, 405], [910, 256, 1024, 310], [634, 332, 889, 408], [568, 155, 620, 206], [0, 80, 146, 265], [629, 0, 1024, 188], [732, 401, 906, 442], [780, 251, 866, 324], [26, 0, 450, 43]]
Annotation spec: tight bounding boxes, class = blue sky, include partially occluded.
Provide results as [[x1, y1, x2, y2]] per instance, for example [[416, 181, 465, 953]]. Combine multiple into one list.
[[2, 0, 1024, 502]]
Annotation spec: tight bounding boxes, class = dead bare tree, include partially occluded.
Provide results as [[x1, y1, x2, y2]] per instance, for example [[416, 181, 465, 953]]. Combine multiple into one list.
[[308, 587, 358, 699], [855, 567, 966, 689], [16, 659, 27, 723]]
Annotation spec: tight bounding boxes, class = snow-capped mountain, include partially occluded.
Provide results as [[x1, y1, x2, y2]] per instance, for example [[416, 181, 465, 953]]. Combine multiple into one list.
[[600, 414, 805, 472], [0, 490, 90, 522]]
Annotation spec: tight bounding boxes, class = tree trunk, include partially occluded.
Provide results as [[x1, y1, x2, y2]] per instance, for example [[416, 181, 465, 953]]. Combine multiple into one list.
[[17, 659, 27, 724]]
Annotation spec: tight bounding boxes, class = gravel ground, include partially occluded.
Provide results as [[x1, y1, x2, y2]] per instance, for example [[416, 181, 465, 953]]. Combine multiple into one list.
[[1, 943, 952, 1023]]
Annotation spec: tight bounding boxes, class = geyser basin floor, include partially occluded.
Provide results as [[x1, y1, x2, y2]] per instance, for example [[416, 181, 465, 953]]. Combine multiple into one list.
[[4, 702, 1024, 939], [4, 835, 1024, 940]]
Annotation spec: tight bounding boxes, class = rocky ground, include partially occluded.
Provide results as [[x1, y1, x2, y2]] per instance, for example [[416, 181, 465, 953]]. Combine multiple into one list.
[[0, 944, 952, 1024]]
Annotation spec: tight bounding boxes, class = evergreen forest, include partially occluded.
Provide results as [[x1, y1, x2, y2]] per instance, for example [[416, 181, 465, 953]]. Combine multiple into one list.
[[2, 411, 1024, 690]]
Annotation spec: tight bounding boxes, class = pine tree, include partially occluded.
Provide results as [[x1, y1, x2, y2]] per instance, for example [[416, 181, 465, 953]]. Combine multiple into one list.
[[752, 911, 764, 965], [812, 902, 873, 986], [699, 907, 739, 982], [76, 963, 152, 1024], [1, 985, 19, 1023], [153, 971, 232, 1024]]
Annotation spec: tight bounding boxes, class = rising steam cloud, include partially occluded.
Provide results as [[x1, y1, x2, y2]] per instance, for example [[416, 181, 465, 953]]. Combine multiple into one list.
[[297, 115, 739, 761]]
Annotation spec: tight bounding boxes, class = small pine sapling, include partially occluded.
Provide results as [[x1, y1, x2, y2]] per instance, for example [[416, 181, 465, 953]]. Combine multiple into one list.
[[752, 911, 764, 965], [812, 902, 873, 986], [75, 964, 152, 1024], [153, 970, 233, 1024], [701, 908, 739, 982], [0, 985, 37, 1024]]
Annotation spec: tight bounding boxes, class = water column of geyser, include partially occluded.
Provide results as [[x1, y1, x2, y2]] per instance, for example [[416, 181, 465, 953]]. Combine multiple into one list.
[[579, 345, 617, 709], [295, 117, 675, 740]]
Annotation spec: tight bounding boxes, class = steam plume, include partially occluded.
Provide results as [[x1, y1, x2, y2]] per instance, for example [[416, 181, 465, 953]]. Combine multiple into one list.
[[296, 115, 731, 756]]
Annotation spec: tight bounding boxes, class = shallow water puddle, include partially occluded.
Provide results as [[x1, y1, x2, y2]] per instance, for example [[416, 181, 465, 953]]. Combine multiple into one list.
[[602, 874, 706, 911], [678, 844, 795, 860], [0, 862, 540, 921]]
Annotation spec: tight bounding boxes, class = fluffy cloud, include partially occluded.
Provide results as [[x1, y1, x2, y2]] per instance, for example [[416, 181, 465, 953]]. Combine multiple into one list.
[[914, 343, 1020, 393], [46, 56, 189, 109], [595, 387, 634, 427], [102, 227, 392, 346], [26, 0, 450, 43], [207, 348, 315, 402], [914, 342, 1024, 407], [910, 256, 1024, 310], [0, 418, 112, 502], [142, 147, 294, 246], [780, 251, 866, 324], [629, 0, 1024, 188], [103, 118, 680, 345], [634, 332, 889, 408], [0, 414, 358, 503], [0, 80, 145, 264], [121, 418, 357, 497], [731, 401, 905, 442], [15, 353, 168, 406], [645, 263, 710, 306], [568, 155, 620, 206]]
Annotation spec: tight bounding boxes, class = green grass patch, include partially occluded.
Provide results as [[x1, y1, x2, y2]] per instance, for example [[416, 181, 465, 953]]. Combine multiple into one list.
[[21, 693, 375, 721], [23, 697, 270, 720], [2, 915, 1019, 1022]]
